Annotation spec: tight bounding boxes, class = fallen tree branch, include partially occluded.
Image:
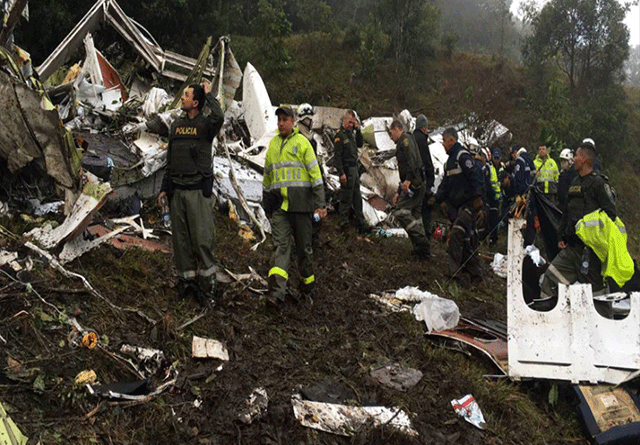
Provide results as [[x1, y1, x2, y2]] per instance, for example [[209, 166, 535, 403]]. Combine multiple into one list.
[[25, 242, 156, 324]]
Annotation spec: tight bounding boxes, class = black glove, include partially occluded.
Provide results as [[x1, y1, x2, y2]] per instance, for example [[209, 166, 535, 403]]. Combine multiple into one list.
[[201, 174, 213, 198]]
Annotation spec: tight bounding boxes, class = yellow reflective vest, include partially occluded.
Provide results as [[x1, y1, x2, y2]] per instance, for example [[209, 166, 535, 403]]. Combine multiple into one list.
[[489, 163, 501, 202], [263, 126, 325, 213], [575, 209, 635, 287], [534, 156, 559, 194]]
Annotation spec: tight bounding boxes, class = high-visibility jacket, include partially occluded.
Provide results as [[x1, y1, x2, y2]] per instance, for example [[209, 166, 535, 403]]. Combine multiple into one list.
[[488, 163, 501, 203], [534, 156, 559, 195], [263, 126, 325, 213], [575, 209, 635, 287]]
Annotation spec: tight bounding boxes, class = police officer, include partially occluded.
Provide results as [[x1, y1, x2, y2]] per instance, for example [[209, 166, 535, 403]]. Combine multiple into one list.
[[533, 144, 559, 203], [413, 114, 435, 249], [483, 148, 501, 245], [434, 128, 484, 283], [263, 106, 326, 307], [333, 110, 366, 233], [389, 119, 430, 258], [539, 142, 617, 307], [157, 82, 224, 305]]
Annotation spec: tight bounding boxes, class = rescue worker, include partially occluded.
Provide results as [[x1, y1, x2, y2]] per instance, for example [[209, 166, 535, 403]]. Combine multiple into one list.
[[538, 142, 617, 309], [485, 148, 501, 245], [333, 110, 366, 233], [389, 120, 431, 258], [433, 128, 484, 283], [297, 103, 325, 246], [557, 148, 577, 211], [473, 147, 490, 241], [412, 114, 435, 251], [510, 145, 536, 246], [533, 144, 560, 203], [262, 106, 326, 307], [157, 82, 224, 305]]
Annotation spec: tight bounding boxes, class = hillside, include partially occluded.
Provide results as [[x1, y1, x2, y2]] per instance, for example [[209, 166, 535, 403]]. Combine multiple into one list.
[[2, 30, 640, 445]]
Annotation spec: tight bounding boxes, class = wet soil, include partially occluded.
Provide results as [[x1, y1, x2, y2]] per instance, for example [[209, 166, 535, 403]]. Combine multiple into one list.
[[0, 206, 586, 444]]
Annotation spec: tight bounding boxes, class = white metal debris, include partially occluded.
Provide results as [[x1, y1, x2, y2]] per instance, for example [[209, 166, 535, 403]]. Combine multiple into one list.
[[192, 336, 229, 361], [291, 395, 417, 437], [507, 217, 640, 384]]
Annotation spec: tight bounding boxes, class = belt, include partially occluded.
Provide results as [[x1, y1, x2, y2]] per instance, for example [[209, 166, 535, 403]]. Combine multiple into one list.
[[172, 182, 202, 191]]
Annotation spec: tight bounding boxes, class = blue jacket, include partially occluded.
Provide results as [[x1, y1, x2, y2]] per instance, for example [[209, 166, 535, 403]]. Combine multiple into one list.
[[435, 142, 483, 209], [512, 151, 535, 195]]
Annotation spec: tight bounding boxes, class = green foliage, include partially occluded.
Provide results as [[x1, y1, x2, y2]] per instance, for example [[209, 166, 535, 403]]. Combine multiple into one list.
[[523, 0, 630, 91], [251, 0, 293, 74], [440, 32, 459, 59], [356, 16, 390, 79], [376, 0, 439, 70]]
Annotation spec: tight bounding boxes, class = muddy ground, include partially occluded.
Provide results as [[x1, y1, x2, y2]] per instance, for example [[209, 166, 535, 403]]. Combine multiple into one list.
[[1, 202, 588, 444]]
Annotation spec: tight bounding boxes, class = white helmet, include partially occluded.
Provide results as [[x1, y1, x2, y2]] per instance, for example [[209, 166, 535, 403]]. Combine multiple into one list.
[[582, 138, 595, 148], [560, 148, 573, 161], [296, 103, 314, 119]]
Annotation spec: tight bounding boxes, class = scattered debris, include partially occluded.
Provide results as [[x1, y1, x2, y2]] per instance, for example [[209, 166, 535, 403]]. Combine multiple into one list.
[[394, 286, 460, 332], [574, 384, 640, 444], [451, 394, 486, 430], [291, 395, 417, 437], [192, 336, 229, 361], [120, 344, 165, 377], [75, 369, 98, 385], [370, 363, 423, 391], [491, 253, 507, 278], [237, 387, 268, 424], [0, 401, 28, 445], [426, 318, 509, 375]]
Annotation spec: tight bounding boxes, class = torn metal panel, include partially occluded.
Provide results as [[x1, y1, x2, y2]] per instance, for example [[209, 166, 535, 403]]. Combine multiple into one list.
[[0, 71, 78, 189], [291, 396, 417, 437], [28, 181, 112, 249], [242, 62, 276, 143], [214, 157, 263, 203], [37, 0, 216, 83], [427, 319, 509, 375], [507, 218, 640, 384]]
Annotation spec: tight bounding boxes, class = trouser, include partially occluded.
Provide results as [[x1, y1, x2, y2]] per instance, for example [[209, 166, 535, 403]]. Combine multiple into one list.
[[395, 184, 429, 253], [339, 165, 365, 228], [268, 209, 314, 301], [170, 188, 217, 295], [488, 201, 500, 244], [540, 243, 605, 299], [421, 192, 433, 241], [448, 205, 481, 278]]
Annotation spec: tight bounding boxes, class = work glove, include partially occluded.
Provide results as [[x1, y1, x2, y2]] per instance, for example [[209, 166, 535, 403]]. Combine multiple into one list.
[[472, 198, 484, 213], [439, 201, 448, 216]]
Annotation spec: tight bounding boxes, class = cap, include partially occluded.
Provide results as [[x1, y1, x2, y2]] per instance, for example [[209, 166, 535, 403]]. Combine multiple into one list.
[[492, 147, 502, 158], [275, 106, 295, 117], [415, 114, 428, 129]]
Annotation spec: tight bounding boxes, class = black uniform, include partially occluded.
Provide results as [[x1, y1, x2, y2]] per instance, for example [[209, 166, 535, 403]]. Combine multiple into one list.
[[435, 142, 483, 280], [557, 167, 578, 211], [333, 126, 365, 229], [511, 151, 536, 246], [160, 93, 224, 301], [413, 129, 435, 238]]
